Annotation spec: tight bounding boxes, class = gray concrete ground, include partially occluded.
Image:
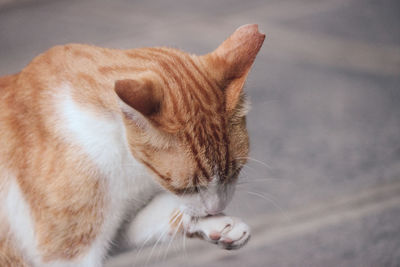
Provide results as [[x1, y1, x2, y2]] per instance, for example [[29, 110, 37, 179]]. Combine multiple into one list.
[[1, 0, 400, 266]]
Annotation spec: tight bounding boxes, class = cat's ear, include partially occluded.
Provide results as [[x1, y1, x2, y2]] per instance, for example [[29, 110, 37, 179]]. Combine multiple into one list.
[[115, 78, 161, 116], [114, 76, 162, 129], [205, 24, 265, 112]]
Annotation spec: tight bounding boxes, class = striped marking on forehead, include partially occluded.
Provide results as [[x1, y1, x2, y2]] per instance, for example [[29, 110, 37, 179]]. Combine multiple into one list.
[[125, 48, 233, 186], [145, 49, 231, 179], [182, 114, 231, 183], [124, 48, 227, 131], [141, 48, 223, 114]]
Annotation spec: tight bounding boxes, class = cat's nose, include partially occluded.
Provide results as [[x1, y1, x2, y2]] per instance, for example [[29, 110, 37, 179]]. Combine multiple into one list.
[[204, 199, 226, 215], [201, 184, 230, 215]]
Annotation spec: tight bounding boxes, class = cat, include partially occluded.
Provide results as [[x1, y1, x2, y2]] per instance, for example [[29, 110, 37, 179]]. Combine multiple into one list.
[[0, 24, 265, 266]]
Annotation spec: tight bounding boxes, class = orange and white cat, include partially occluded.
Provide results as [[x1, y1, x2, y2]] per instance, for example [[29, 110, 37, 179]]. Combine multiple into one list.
[[0, 24, 265, 266]]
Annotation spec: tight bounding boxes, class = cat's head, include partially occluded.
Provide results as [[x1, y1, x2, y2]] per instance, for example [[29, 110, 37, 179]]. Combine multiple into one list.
[[116, 24, 265, 217]]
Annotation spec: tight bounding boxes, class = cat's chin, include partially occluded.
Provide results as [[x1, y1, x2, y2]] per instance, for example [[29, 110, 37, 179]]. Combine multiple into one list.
[[180, 206, 209, 218]]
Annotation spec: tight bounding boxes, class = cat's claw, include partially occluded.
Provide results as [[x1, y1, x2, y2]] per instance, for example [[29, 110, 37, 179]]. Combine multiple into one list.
[[189, 215, 251, 250]]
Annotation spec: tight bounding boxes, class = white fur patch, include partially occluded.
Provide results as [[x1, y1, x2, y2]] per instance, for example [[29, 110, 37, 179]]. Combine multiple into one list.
[[57, 90, 128, 179], [55, 84, 154, 192], [5, 179, 38, 265], [51, 84, 160, 263]]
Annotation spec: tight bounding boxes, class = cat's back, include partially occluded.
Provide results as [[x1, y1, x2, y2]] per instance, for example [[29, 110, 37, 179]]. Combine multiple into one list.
[[0, 73, 19, 108], [0, 44, 118, 179], [0, 44, 134, 264], [0, 73, 21, 162], [0, 43, 155, 187], [0, 73, 18, 91]]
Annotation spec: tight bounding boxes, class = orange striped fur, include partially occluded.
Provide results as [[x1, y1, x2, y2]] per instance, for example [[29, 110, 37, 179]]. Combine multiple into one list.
[[0, 24, 264, 265]]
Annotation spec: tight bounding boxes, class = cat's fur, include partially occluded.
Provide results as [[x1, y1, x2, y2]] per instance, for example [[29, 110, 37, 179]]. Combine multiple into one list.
[[0, 24, 265, 266]]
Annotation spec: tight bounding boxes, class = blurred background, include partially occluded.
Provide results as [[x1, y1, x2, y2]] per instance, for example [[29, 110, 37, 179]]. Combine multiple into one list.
[[1, 0, 399, 266]]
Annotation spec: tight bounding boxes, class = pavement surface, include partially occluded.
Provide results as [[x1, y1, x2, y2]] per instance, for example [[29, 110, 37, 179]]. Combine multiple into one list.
[[1, 0, 400, 266]]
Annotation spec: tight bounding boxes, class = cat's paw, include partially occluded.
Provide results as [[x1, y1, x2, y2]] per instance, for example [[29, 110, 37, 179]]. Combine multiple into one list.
[[189, 215, 250, 250]]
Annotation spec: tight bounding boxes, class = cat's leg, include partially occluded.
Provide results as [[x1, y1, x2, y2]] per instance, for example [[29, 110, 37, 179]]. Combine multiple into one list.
[[126, 193, 187, 247], [127, 193, 250, 250]]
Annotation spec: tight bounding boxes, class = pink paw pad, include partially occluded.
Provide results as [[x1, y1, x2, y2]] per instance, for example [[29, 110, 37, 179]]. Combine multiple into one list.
[[209, 231, 221, 241]]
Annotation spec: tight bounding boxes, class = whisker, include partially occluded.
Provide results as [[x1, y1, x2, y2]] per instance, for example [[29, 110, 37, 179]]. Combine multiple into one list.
[[237, 178, 292, 187], [241, 164, 258, 173], [144, 212, 181, 265], [236, 156, 272, 169], [145, 230, 166, 266], [245, 191, 289, 220], [182, 226, 188, 259], [163, 215, 183, 260], [237, 181, 275, 186], [132, 224, 161, 267], [239, 168, 251, 178]]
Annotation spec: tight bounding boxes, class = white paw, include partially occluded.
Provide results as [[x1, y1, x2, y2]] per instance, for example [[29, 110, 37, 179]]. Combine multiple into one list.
[[189, 215, 251, 250]]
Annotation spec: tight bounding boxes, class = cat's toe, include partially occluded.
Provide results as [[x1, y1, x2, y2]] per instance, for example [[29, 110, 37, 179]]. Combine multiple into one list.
[[193, 216, 250, 250], [192, 215, 233, 242], [218, 219, 250, 250]]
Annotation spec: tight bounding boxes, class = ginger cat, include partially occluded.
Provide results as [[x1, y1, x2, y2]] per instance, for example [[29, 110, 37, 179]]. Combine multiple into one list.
[[0, 24, 265, 266]]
